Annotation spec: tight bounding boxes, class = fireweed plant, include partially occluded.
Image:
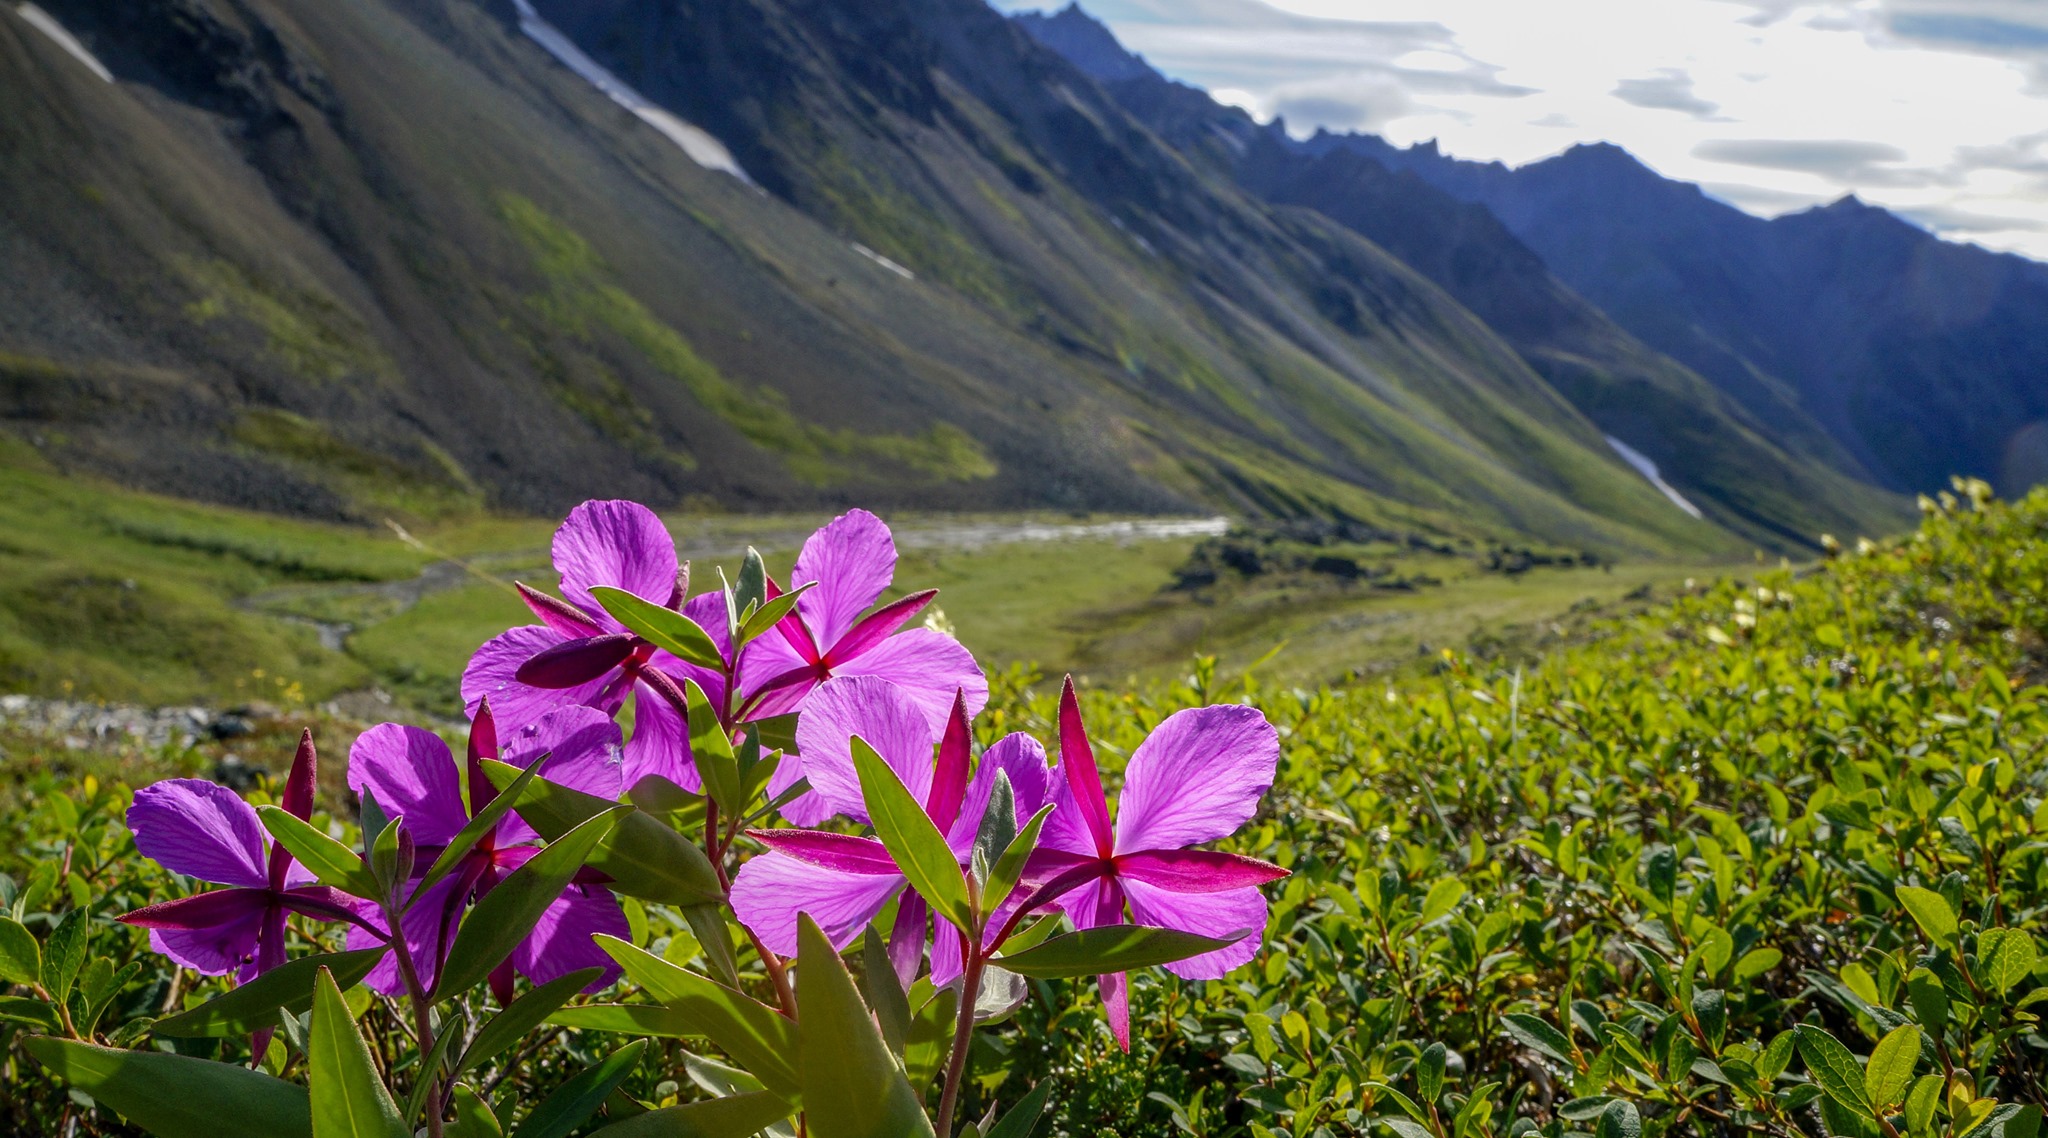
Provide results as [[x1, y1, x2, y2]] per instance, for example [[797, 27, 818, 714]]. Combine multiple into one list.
[[10, 502, 1286, 1138]]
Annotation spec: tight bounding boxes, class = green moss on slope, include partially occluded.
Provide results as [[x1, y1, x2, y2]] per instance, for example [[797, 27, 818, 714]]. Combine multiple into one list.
[[499, 193, 996, 485]]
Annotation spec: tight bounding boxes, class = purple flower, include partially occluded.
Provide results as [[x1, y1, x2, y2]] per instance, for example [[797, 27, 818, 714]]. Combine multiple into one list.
[[1028, 680, 1287, 1049], [121, 732, 362, 982], [729, 676, 1050, 985], [462, 500, 713, 791], [341, 705, 630, 999], [740, 511, 989, 818]]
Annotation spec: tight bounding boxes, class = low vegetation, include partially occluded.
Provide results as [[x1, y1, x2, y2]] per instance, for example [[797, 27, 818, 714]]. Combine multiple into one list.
[[0, 482, 2041, 1137]]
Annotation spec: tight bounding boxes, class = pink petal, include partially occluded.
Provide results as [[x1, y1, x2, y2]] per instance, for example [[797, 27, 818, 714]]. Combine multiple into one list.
[[150, 913, 263, 978], [729, 851, 904, 956], [888, 891, 929, 986], [552, 500, 680, 620], [517, 582, 604, 639], [498, 707, 629, 844], [792, 676, 937, 823], [463, 626, 621, 732], [750, 830, 901, 875], [1037, 776, 1101, 860], [621, 675, 697, 793], [510, 885, 629, 991], [347, 725, 468, 847], [1063, 876, 1131, 1051], [128, 779, 270, 888], [792, 509, 896, 648], [928, 692, 972, 829], [1115, 705, 1278, 854], [1121, 879, 1266, 980], [121, 888, 270, 930], [1114, 849, 1288, 894], [736, 628, 809, 710], [767, 752, 835, 827], [945, 732, 1056, 851], [1055, 680, 1114, 859], [930, 918, 969, 988], [829, 590, 936, 662], [348, 875, 467, 996], [514, 634, 637, 689], [827, 631, 988, 734]]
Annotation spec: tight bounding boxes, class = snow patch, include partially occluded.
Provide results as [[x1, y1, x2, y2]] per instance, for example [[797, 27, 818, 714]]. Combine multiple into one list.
[[509, 0, 750, 183], [1605, 435, 1705, 520], [852, 243, 915, 280], [15, 4, 113, 83]]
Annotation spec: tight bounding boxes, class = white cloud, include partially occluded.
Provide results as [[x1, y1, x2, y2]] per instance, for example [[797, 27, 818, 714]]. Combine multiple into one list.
[[992, 0, 2048, 258]]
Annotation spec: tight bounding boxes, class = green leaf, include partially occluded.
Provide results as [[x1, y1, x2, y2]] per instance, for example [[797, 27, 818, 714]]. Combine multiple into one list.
[[1500, 1012, 1576, 1066], [1418, 1042, 1447, 1103], [590, 934, 799, 1099], [591, 586, 724, 669], [851, 735, 973, 935], [1733, 947, 1783, 983], [1980, 928, 2038, 995], [258, 807, 381, 900], [434, 807, 626, 999], [1905, 1075, 1944, 1136], [1596, 1100, 1641, 1138], [735, 549, 767, 618], [971, 771, 1018, 884], [40, 907, 86, 1004], [405, 1017, 465, 1128], [684, 680, 742, 816], [1796, 1024, 1875, 1117], [904, 984, 959, 1099], [983, 804, 1054, 919], [1895, 886, 1959, 948], [796, 914, 936, 1138], [25, 1036, 312, 1138], [1906, 967, 1950, 1032], [419, 761, 542, 897], [455, 967, 605, 1078], [681, 903, 743, 990], [0, 994, 62, 1030], [1419, 879, 1466, 925], [485, 760, 723, 907], [587, 1092, 795, 1137], [861, 926, 912, 1057], [737, 584, 814, 647], [1864, 1024, 1921, 1109], [310, 966, 407, 1138], [154, 948, 389, 1037], [984, 1082, 1053, 1138], [450, 1086, 505, 1138], [995, 924, 1244, 979], [0, 916, 39, 987], [512, 1040, 648, 1138]]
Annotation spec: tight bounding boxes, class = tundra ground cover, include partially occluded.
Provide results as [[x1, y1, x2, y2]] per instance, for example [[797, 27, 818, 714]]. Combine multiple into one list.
[[2, 485, 2044, 1138]]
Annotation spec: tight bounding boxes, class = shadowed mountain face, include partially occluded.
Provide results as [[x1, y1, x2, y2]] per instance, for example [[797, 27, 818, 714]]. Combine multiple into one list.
[[0, 0, 1778, 557], [1016, 2, 1905, 548], [1291, 134, 2048, 499]]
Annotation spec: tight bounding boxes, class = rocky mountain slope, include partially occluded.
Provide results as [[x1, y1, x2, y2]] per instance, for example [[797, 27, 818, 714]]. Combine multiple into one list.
[[0, 0, 1907, 554]]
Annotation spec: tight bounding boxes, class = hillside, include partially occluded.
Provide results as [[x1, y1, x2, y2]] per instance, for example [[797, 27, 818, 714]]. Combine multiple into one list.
[[1015, 3, 1907, 551], [1301, 134, 2048, 498], [0, 0, 1891, 558]]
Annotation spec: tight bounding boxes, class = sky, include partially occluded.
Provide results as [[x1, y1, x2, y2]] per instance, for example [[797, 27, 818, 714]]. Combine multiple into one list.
[[988, 0, 2048, 260]]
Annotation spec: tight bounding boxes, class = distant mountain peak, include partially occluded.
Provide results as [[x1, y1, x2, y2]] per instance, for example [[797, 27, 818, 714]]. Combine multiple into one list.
[[1013, 2, 1159, 83]]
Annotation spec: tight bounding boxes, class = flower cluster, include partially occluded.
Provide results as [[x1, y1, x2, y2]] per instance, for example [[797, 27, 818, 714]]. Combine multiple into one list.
[[104, 500, 1288, 1138]]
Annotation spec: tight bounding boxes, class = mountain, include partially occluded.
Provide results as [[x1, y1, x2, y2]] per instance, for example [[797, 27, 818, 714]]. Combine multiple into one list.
[[1297, 136, 2048, 498], [0, 0, 1794, 558], [1015, 2, 1904, 548]]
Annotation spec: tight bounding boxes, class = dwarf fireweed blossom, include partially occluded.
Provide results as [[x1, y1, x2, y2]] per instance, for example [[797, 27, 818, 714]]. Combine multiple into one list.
[[342, 704, 629, 998], [462, 499, 712, 790], [742, 510, 989, 821], [120, 731, 363, 981], [1029, 678, 1288, 1048], [731, 675, 1051, 984]]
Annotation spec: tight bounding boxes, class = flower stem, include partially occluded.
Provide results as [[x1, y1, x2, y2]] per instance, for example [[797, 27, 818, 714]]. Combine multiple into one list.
[[385, 901, 444, 1138], [935, 949, 985, 1138]]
